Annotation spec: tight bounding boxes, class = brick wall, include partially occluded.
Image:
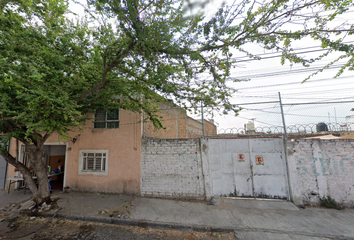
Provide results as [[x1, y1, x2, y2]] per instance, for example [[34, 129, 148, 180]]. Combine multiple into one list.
[[186, 117, 217, 138], [143, 102, 216, 139], [141, 138, 205, 199], [287, 139, 354, 207]]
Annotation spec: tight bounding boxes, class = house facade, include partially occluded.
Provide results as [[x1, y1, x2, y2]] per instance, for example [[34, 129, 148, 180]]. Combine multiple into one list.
[[5, 105, 216, 194], [6, 110, 142, 195]]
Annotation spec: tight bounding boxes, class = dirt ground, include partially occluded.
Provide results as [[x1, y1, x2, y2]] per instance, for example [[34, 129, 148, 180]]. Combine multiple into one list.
[[0, 212, 238, 240], [95, 201, 132, 219]]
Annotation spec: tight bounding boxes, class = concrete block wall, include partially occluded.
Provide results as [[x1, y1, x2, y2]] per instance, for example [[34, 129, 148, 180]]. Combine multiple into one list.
[[141, 138, 205, 199], [287, 139, 354, 207]]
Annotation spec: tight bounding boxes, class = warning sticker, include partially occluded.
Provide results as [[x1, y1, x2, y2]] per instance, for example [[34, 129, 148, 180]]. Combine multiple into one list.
[[238, 154, 245, 161], [255, 156, 264, 165]]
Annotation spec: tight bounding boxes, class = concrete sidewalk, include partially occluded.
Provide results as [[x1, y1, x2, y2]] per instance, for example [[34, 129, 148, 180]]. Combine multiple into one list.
[[0, 189, 31, 209], [4, 192, 354, 240]]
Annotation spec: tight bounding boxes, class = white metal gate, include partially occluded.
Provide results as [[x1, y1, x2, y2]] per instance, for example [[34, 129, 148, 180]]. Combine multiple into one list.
[[208, 138, 289, 199]]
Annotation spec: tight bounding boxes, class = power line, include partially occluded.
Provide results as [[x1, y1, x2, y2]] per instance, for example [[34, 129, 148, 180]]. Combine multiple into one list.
[[230, 41, 354, 62], [193, 41, 354, 74], [274, 96, 354, 100], [236, 75, 354, 90], [241, 107, 347, 118], [231, 49, 332, 63], [233, 94, 354, 101], [238, 87, 354, 97], [238, 83, 354, 96], [199, 60, 351, 83], [283, 100, 354, 106], [229, 59, 346, 77], [227, 63, 346, 80], [234, 115, 281, 127]]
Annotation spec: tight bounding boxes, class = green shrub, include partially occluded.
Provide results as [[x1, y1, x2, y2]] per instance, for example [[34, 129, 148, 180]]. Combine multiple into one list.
[[319, 196, 343, 210]]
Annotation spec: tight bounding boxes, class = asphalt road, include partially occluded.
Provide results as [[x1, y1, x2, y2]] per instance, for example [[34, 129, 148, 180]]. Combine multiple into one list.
[[0, 214, 237, 240]]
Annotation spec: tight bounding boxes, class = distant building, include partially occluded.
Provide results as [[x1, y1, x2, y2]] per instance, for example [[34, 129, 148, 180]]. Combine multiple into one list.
[[346, 115, 354, 124], [244, 121, 256, 135]]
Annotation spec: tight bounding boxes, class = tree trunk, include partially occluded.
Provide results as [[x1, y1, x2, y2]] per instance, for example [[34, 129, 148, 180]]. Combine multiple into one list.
[[1, 141, 52, 206], [26, 144, 51, 206], [16, 162, 37, 196], [0, 152, 38, 196]]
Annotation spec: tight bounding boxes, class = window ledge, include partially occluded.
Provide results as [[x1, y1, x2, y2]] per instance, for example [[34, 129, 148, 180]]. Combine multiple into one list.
[[78, 171, 108, 176]]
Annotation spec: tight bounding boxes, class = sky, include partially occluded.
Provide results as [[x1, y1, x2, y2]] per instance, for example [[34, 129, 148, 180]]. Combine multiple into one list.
[[184, 0, 354, 133], [68, 0, 354, 134]]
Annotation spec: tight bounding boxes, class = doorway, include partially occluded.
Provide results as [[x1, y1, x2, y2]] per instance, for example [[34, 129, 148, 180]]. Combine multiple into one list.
[[43, 144, 66, 191]]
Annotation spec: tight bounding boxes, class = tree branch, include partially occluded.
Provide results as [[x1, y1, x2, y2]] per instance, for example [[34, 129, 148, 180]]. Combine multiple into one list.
[[0, 150, 37, 195], [76, 40, 135, 103], [40, 131, 53, 145]]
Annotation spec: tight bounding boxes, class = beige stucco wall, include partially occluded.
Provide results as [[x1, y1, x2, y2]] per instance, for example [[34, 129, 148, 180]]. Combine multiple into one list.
[[7, 110, 142, 195]]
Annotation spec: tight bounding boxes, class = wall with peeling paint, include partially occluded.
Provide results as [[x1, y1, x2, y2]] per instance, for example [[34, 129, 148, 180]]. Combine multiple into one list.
[[287, 139, 354, 207], [140, 137, 289, 200], [141, 138, 354, 206], [205, 138, 289, 199]]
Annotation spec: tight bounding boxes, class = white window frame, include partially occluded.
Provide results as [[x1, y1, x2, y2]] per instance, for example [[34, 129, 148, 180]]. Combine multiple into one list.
[[79, 150, 108, 175]]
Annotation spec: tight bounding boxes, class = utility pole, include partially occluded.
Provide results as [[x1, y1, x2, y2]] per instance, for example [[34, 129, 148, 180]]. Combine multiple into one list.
[[201, 102, 205, 138], [278, 92, 287, 140], [278, 92, 292, 201]]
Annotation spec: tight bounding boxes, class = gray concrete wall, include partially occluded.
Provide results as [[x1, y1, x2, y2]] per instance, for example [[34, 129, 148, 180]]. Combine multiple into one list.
[[287, 139, 354, 207]]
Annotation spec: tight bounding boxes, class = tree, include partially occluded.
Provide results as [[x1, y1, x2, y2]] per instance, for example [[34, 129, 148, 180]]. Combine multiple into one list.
[[1, 0, 353, 205], [0, 0, 107, 204]]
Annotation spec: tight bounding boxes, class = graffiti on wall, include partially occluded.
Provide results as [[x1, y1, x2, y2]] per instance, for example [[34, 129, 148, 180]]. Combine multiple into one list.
[[297, 151, 354, 176]]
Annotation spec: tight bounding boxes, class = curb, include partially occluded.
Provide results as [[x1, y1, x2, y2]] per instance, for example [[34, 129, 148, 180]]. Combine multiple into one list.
[[20, 211, 354, 240]]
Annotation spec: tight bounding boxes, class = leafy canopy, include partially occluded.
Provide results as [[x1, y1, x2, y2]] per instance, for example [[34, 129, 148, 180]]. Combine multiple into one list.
[[1, 0, 353, 146]]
